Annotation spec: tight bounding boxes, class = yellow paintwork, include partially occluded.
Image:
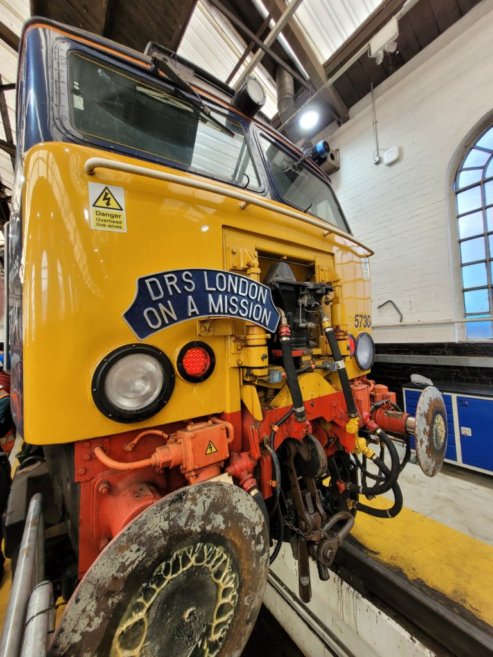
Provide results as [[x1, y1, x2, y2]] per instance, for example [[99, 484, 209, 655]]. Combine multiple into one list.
[[270, 372, 338, 409], [21, 142, 372, 444], [354, 497, 493, 626], [241, 385, 263, 421], [345, 417, 360, 435], [353, 435, 376, 458]]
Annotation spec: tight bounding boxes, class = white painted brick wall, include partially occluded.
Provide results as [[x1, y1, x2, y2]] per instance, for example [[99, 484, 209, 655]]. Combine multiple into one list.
[[325, 0, 493, 344]]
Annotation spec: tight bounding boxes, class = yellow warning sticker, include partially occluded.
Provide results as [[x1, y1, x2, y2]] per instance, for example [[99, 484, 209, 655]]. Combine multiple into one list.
[[88, 183, 127, 232], [205, 440, 218, 455]]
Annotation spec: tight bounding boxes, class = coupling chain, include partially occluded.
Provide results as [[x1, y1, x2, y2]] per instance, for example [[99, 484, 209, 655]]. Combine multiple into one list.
[[283, 518, 331, 542]]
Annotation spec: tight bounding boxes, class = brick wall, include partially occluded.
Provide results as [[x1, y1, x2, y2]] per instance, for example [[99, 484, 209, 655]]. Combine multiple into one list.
[[323, 0, 493, 345]]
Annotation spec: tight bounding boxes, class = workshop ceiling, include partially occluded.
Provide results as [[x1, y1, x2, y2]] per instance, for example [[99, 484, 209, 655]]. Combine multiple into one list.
[[0, 0, 486, 191]]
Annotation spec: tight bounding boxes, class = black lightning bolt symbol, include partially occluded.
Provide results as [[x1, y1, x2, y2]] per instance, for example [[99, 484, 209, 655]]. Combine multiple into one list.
[[102, 190, 112, 207]]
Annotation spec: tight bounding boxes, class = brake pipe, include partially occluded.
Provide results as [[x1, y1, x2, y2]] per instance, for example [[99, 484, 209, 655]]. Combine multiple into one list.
[[356, 479, 403, 518], [94, 446, 154, 471], [349, 430, 400, 497], [226, 453, 270, 533], [124, 429, 169, 452], [262, 440, 282, 513], [366, 430, 400, 495], [278, 309, 306, 423], [320, 313, 358, 418]]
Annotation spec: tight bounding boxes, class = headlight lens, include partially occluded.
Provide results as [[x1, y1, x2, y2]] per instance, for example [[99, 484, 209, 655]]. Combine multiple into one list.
[[92, 345, 175, 422], [355, 332, 375, 371]]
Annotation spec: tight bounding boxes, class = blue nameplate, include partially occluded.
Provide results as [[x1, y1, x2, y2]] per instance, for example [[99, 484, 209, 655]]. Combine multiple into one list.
[[124, 268, 280, 339]]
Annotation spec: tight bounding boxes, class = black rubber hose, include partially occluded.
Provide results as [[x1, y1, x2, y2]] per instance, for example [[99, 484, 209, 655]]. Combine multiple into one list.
[[355, 480, 403, 518], [252, 489, 270, 535], [280, 333, 306, 423], [268, 407, 294, 448], [354, 455, 386, 483], [353, 431, 400, 497], [269, 504, 284, 565], [262, 442, 281, 516], [322, 325, 358, 417], [399, 436, 411, 472], [369, 430, 400, 494]]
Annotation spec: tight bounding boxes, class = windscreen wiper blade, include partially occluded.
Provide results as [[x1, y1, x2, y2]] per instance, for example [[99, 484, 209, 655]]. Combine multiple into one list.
[[148, 51, 235, 137]]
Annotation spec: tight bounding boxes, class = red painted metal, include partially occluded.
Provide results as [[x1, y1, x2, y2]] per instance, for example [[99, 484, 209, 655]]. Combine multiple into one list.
[[258, 451, 274, 499], [351, 379, 371, 416], [373, 406, 410, 435], [226, 451, 257, 492], [373, 383, 397, 405], [75, 415, 240, 576], [74, 382, 372, 578], [0, 371, 11, 393]]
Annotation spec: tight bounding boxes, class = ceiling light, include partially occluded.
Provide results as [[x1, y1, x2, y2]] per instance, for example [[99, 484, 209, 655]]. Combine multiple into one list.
[[298, 109, 320, 133]]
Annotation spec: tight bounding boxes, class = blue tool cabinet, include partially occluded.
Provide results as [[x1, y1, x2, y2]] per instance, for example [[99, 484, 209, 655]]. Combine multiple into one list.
[[403, 386, 493, 476]]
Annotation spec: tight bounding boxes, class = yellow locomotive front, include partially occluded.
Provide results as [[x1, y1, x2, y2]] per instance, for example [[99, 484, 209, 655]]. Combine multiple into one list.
[[3, 19, 448, 657]]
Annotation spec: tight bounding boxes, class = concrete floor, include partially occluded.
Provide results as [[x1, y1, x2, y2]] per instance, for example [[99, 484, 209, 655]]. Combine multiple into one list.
[[394, 460, 493, 545]]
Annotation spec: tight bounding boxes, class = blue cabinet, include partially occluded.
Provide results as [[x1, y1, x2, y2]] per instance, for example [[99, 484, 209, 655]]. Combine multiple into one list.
[[403, 387, 493, 475], [456, 396, 493, 472]]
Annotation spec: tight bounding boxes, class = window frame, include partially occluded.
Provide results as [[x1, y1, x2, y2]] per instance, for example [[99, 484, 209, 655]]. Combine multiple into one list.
[[454, 124, 493, 339], [255, 131, 350, 233], [54, 42, 266, 194]]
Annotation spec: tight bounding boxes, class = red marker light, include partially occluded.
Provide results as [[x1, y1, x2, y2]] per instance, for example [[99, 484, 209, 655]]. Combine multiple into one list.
[[177, 342, 215, 382]]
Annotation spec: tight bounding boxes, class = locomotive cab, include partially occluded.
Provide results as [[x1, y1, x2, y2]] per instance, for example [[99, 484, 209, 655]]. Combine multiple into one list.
[[2, 18, 448, 657]]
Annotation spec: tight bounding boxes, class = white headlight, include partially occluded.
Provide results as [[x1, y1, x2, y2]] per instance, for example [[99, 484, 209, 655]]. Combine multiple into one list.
[[93, 345, 175, 422], [104, 354, 164, 411], [355, 332, 375, 371]]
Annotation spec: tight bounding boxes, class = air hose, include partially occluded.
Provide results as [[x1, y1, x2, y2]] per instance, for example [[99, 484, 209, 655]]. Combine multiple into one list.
[[278, 310, 306, 423], [353, 448, 403, 517], [320, 315, 358, 418], [251, 488, 270, 532], [355, 479, 403, 518], [262, 441, 282, 515], [269, 503, 284, 565], [363, 430, 400, 496], [349, 429, 400, 498]]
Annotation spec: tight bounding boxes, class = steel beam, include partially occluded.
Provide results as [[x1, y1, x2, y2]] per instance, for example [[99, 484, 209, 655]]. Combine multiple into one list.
[[233, 0, 306, 91], [0, 21, 19, 52], [210, 0, 310, 89], [267, 0, 347, 121]]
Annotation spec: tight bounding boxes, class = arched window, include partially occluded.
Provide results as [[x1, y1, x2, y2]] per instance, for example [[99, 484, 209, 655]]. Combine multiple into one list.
[[454, 125, 493, 339]]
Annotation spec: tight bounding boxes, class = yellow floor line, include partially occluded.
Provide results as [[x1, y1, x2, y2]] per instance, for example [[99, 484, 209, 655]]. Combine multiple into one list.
[[0, 560, 11, 628], [353, 498, 493, 627]]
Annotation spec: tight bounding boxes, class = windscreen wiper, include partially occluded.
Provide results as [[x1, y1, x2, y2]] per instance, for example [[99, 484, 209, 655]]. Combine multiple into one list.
[[146, 47, 235, 137]]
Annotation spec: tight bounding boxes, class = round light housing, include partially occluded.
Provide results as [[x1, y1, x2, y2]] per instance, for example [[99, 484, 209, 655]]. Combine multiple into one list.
[[354, 332, 375, 371], [92, 345, 175, 422], [298, 108, 320, 132], [177, 342, 215, 382]]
